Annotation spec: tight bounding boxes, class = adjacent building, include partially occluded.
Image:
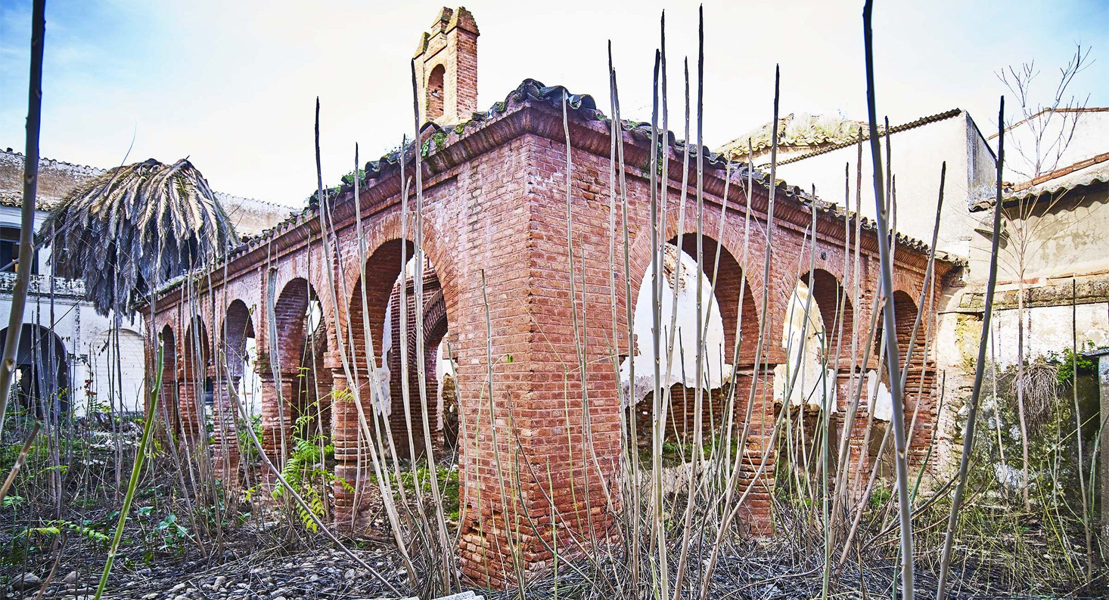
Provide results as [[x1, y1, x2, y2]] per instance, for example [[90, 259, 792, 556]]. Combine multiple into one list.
[[0, 149, 292, 417]]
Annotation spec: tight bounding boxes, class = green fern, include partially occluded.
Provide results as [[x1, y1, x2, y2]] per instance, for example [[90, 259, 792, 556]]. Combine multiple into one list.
[[271, 400, 340, 532]]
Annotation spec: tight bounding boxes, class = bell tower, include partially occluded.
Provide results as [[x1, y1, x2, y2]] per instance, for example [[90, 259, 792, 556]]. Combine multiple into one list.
[[413, 7, 479, 126]]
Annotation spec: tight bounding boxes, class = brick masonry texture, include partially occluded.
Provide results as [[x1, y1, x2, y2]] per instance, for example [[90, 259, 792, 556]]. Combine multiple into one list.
[[145, 9, 956, 588]]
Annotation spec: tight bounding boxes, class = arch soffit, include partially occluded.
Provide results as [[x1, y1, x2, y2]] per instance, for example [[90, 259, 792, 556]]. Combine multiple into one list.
[[337, 210, 457, 334]]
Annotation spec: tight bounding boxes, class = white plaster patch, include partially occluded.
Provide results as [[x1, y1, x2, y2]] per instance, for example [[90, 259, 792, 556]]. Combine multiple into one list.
[[620, 246, 731, 407]]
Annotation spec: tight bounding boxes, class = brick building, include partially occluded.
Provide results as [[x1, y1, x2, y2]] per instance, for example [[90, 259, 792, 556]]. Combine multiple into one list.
[[145, 7, 958, 586]]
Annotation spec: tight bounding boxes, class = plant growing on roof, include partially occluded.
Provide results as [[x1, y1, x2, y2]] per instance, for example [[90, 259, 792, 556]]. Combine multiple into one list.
[[40, 158, 238, 317]]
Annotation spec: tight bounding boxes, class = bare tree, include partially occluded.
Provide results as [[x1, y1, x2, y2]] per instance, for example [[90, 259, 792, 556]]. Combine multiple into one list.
[[995, 44, 1093, 511]]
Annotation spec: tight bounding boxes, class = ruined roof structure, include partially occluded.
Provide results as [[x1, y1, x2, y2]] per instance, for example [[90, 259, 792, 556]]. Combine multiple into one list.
[[718, 108, 966, 167], [145, 6, 959, 588]]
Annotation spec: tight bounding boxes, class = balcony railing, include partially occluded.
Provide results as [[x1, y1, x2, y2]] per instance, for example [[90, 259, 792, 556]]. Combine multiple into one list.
[[0, 271, 86, 299]]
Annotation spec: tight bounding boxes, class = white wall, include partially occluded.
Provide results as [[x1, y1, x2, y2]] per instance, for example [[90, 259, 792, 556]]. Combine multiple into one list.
[[0, 205, 147, 417], [999, 110, 1109, 182], [775, 112, 996, 270], [621, 246, 729, 406]]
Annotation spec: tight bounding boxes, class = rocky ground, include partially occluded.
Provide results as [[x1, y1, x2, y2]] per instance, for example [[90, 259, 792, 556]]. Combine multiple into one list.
[[4, 543, 417, 600]]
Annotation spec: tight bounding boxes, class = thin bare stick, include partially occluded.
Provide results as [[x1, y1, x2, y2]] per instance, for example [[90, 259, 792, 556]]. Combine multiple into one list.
[[0, 0, 46, 433], [862, 3, 914, 597], [935, 96, 1006, 600]]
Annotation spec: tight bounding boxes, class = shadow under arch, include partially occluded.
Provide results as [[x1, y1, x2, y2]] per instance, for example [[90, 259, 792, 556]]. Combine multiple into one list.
[[0, 324, 69, 418]]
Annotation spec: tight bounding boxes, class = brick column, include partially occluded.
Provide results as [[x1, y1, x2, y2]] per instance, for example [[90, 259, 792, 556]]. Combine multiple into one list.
[[330, 367, 361, 528], [212, 375, 241, 486], [732, 366, 778, 535], [259, 370, 298, 477]]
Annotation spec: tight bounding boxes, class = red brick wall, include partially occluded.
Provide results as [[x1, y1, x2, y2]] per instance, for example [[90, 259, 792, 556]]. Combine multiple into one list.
[[145, 96, 947, 587]]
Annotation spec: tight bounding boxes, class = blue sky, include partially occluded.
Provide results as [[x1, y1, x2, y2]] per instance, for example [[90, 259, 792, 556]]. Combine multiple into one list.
[[1, 0, 1106, 206]]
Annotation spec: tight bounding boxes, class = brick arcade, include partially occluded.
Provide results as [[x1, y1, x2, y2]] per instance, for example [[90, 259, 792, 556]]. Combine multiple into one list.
[[146, 7, 957, 587]]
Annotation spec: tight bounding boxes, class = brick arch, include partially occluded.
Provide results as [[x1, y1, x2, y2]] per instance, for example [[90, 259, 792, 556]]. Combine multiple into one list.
[[266, 243, 340, 366], [221, 299, 255, 380], [180, 317, 210, 442], [183, 318, 210, 377], [347, 238, 417, 366], [874, 290, 921, 370], [424, 289, 449, 351], [423, 289, 451, 447], [272, 277, 323, 371], [153, 324, 179, 435], [799, 268, 855, 367], [626, 204, 763, 366], [891, 268, 925, 304], [271, 276, 332, 449], [159, 324, 178, 381], [339, 209, 457, 338]]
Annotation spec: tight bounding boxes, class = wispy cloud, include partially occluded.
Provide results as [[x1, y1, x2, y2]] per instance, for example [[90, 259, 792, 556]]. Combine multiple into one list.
[[1, 0, 1106, 206]]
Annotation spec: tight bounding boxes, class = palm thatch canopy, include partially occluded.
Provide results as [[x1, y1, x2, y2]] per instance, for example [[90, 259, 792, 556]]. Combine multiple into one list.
[[41, 158, 238, 317]]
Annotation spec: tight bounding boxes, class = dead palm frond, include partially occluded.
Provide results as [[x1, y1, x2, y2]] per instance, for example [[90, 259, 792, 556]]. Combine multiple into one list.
[[41, 158, 238, 316]]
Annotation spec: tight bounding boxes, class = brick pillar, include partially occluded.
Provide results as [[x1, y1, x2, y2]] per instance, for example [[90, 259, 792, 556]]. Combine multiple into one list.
[[905, 359, 938, 470], [733, 366, 778, 535], [159, 373, 178, 440], [330, 367, 360, 527], [833, 369, 875, 502], [841, 410, 875, 502], [212, 375, 241, 486], [260, 370, 298, 476], [177, 376, 202, 443]]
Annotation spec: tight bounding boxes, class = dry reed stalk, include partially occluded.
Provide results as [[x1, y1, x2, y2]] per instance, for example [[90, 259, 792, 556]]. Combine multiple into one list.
[[669, 51, 707, 600], [857, 162, 947, 545], [934, 93, 1007, 600], [311, 109, 418, 584], [716, 139, 756, 507], [348, 144, 417, 571], [1071, 279, 1093, 577], [830, 133, 867, 528], [607, 43, 642, 591], [562, 90, 600, 555], [697, 64, 782, 600], [692, 8, 708, 479], [646, 47, 670, 599], [408, 64, 457, 592], [862, 3, 915, 597], [395, 77, 439, 566]]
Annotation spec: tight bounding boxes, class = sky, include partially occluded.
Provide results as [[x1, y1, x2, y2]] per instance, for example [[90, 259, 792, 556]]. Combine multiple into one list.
[[1, 0, 1107, 207]]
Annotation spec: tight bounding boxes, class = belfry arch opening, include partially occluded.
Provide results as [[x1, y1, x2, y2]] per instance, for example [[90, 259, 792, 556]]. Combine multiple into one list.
[[426, 64, 446, 121]]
